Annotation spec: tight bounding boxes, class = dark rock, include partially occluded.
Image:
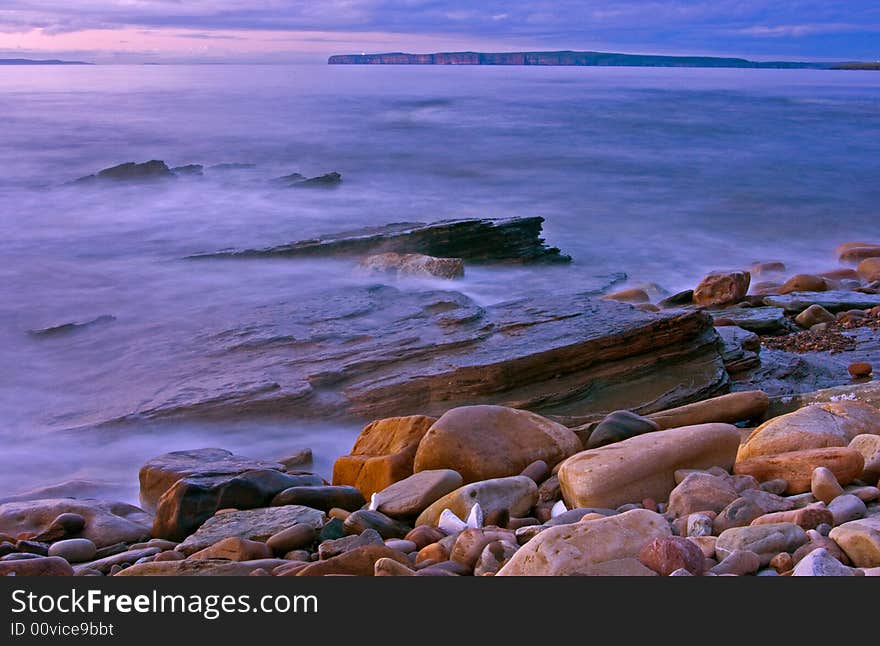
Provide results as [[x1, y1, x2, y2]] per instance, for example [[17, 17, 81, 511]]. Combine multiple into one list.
[[638, 536, 705, 576], [208, 163, 257, 171], [188, 216, 570, 264], [15, 540, 49, 556], [586, 410, 659, 449], [658, 290, 694, 308], [764, 291, 880, 314], [32, 512, 86, 542], [28, 315, 116, 338], [271, 486, 365, 511], [139, 448, 284, 512], [75, 160, 174, 184], [290, 172, 341, 188], [271, 172, 305, 186], [319, 518, 346, 542], [171, 164, 204, 176], [152, 469, 309, 541], [266, 525, 317, 554], [93, 542, 128, 559], [0, 556, 74, 576], [706, 306, 792, 335], [343, 510, 410, 539], [716, 325, 762, 374]]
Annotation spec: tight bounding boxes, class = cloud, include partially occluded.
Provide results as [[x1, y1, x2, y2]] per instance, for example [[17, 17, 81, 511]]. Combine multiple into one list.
[[734, 23, 879, 38]]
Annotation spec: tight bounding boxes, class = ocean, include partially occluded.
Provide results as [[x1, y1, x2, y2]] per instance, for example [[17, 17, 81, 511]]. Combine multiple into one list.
[[1, 64, 879, 501]]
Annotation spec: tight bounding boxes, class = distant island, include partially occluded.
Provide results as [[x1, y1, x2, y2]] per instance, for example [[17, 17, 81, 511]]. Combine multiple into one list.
[[329, 50, 875, 70], [0, 58, 92, 65]]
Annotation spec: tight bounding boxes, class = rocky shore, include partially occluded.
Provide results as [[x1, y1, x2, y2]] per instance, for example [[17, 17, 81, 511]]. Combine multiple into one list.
[[5, 171, 880, 576]]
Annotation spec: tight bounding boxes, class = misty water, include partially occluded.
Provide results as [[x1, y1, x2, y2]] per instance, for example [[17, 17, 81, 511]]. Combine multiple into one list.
[[1, 64, 879, 502]]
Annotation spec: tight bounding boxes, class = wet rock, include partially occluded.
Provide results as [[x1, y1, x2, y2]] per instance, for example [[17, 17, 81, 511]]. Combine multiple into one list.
[[638, 536, 705, 576], [278, 449, 313, 470], [318, 528, 384, 560], [496, 509, 669, 576], [190, 216, 570, 264], [292, 171, 342, 188], [405, 525, 445, 550], [836, 242, 880, 263], [47, 538, 96, 563], [333, 415, 436, 498], [271, 486, 365, 512], [416, 476, 538, 527], [739, 401, 880, 461], [763, 291, 880, 314], [668, 473, 739, 518], [793, 548, 855, 576], [849, 435, 880, 483], [73, 547, 161, 575], [0, 556, 74, 576], [342, 510, 409, 539], [734, 447, 864, 493], [849, 362, 873, 379], [74, 160, 174, 184], [171, 164, 203, 176], [858, 258, 880, 283], [31, 512, 86, 543], [413, 406, 581, 483], [751, 505, 833, 530], [601, 288, 650, 304], [716, 326, 761, 374], [318, 518, 346, 542], [359, 252, 464, 280], [559, 424, 741, 511], [28, 315, 116, 338], [296, 544, 409, 576], [779, 274, 828, 294], [829, 517, 880, 567], [586, 410, 659, 449], [139, 448, 283, 512], [153, 468, 310, 541], [372, 469, 463, 518], [710, 549, 761, 575], [0, 499, 151, 549], [16, 540, 49, 556], [187, 537, 272, 562], [812, 466, 844, 505], [450, 528, 517, 569], [828, 495, 867, 525], [795, 304, 836, 328], [706, 306, 791, 334], [715, 523, 808, 565], [648, 391, 769, 430], [693, 271, 750, 307], [658, 290, 693, 308], [176, 506, 325, 556]]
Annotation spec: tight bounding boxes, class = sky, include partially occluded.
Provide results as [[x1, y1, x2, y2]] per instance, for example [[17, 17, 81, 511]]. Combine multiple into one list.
[[0, 1, 878, 64]]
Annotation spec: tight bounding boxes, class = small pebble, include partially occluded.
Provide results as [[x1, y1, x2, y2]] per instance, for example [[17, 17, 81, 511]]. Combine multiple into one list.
[[848, 362, 873, 379]]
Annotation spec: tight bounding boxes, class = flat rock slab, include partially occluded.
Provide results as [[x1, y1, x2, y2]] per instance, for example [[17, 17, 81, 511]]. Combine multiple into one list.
[[176, 506, 326, 556], [187, 217, 571, 264], [82, 286, 728, 426], [707, 307, 792, 335], [764, 291, 880, 314]]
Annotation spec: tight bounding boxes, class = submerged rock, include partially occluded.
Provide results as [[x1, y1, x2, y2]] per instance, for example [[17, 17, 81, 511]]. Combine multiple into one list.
[[763, 291, 880, 314], [74, 160, 174, 184], [187, 216, 571, 264], [359, 252, 465, 279], [28, 315, 116, 338]]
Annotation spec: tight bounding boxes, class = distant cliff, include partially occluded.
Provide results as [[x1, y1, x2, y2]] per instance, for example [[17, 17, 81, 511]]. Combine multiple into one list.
[[328, 50, 835, 69]]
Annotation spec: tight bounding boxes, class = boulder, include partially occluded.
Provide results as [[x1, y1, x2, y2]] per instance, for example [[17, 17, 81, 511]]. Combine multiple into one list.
[[667, 473, 739, 518], [139, 448, 283, 512], [586, 410, 659, 449], [333, 415, 435, 498], [152, 469, 310, 541], [795, 304, 836, 328], [359, 253, 465, 280], [849, 434, 880, 483], [265, 525, 316, 554], [176, 506, 325, 556], [291, 171, 342, 188], [836, 242, 880, 262], [715, 523, 808, 565], [372, 470, 464, 518], [496, 509, 670, 576], [413, 406, 581, 483], [829, 517, 880, 567], [295, 545, 410, 576], [648, 391, 769, 430], [47, 538, 96, 563], [638, 536, 705, 576], [601, 288, 650, 304], [0, 556, 73, 576], [779, 274, 828, 294], [792, 548, 855, 576], [750, 506, 833, 530], [187, 537, 272, 562], [558, 424, 741, 510], [317, 529, 384, 560], [858, 258, 880, 283], [415, 476, 538, 527], [712, 497, 766, 533], [271, 486, 365, 511], [0, 499, 151, 549], [733, 448, 864, 493], [811, 467, 844, 505], [737, 401, 880, 461], [693, 271, 750, 307], [74, 160, 174, 184], [342, 510, 410, 539]]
